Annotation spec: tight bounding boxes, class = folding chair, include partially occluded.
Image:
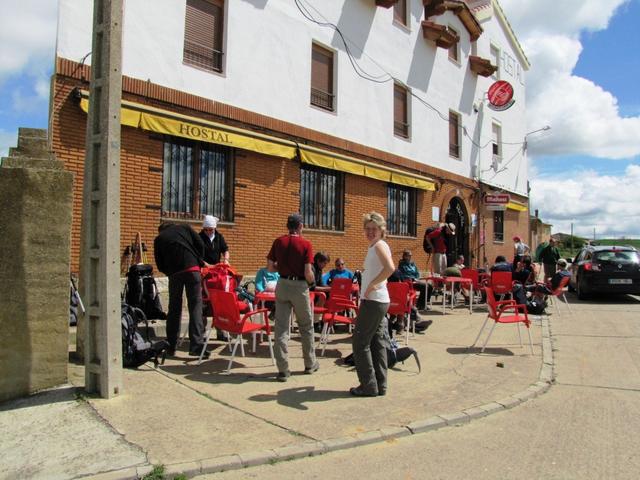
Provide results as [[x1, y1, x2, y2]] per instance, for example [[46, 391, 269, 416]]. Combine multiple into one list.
[[200, 290, 274, 372], [470, 287, 533, 354]]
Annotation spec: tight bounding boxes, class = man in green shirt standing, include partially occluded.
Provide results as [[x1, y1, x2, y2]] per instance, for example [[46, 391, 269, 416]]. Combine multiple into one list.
[[539, 238, 560, 281]]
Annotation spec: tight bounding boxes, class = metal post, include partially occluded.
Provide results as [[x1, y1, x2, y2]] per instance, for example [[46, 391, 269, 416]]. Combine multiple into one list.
[[79, 0, 124, 398]]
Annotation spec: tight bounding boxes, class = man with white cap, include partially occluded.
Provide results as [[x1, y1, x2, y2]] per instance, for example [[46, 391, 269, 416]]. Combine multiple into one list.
[[199, 215, 230, 265], [426, 222, 456, 275]]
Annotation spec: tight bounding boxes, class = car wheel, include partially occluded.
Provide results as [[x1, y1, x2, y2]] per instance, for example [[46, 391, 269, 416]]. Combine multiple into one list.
[[577, 277, 589, 300]]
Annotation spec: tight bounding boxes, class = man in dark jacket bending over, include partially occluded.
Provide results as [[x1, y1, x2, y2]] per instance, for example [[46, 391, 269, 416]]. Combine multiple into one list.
[[154, 222, 211, 358]]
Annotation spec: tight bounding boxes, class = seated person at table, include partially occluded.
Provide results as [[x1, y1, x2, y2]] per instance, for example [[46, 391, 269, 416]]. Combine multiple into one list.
[[311, 251, 331, 295], [255, 260, 280, 293], [491, 255, 513, 272], [443, 264, 471, 302], [454, 255, 466, 269], [396, 249, 429, 311], [527, 259, 572, 297], [325, 258, 354, 285], [255, 260, 279, 318], [513, 256, 535, 285]]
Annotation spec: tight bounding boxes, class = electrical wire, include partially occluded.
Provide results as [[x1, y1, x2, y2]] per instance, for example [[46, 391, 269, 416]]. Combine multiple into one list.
[[293, 0, 535, 152]]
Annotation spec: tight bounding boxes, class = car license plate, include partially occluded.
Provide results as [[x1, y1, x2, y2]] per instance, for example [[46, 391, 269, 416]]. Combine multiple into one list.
[[609, 279, 632, 285]]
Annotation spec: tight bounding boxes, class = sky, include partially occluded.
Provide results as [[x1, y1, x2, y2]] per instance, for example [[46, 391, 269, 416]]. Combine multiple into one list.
[[1, 0, 639, 239]]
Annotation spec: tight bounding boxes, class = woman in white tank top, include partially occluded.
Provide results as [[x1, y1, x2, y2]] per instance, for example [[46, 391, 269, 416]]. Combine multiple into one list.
[[350, 212, 396, 397]]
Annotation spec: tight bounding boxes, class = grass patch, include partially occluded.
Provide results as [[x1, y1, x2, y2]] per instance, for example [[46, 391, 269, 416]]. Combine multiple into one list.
[[141, 464, 189, 480]]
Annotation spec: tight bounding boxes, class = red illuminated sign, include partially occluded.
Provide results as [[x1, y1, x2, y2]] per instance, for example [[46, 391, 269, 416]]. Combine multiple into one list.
[[487, 80, 515, 111]]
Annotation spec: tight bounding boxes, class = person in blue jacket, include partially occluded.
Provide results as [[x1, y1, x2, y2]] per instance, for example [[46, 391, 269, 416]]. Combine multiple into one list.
[[396, 249, 428, 311], [255, 260, 280, 293], [326, 258, 354, 285]]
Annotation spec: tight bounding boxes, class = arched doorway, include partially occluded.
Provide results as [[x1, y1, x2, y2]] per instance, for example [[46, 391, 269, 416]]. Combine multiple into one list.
[[445, 197, 469, 267]]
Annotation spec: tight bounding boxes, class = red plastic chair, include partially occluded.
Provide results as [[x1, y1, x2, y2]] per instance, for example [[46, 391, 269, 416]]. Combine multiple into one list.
[[328, 277, 356, 302], [548, 276, 572, 315], [387, 282, 417, 344], [202, 264, 249, 313], [318, 298, 358, 356], [199, 290, 274, 372], [460, 268, 486, 303], [470, 287, 533, 354], [490, 271, 513, 299]]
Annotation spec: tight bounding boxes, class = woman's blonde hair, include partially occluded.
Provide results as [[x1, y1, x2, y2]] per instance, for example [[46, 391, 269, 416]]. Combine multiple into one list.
[[362, 211, 387, 238]]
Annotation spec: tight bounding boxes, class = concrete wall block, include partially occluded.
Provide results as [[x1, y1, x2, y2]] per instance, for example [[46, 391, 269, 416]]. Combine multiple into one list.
[[0, 140, 74, 403]]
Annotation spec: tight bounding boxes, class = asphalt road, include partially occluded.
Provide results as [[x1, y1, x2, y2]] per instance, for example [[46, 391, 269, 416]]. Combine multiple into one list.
[[197, 293, 640, 480]]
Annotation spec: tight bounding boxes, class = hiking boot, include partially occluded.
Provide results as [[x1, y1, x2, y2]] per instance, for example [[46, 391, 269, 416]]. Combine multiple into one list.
[[276, 371, 290, 382], [349, 386, 378, 397], [189, 348, 211, 359], [304, 361, 320, 374]]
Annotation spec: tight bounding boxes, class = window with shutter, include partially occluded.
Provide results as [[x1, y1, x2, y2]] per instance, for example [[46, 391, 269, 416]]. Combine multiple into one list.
[[394, 83, 409, 138], [184, 0, 224, 73], [393, 0, 407, 26], [310, 44, 335, 111], [449, 110, 460, 158], [448, 27, 459, 62]]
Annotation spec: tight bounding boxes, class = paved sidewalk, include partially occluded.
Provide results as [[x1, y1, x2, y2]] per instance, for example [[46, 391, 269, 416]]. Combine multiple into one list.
[[0, 307, 552, 480]]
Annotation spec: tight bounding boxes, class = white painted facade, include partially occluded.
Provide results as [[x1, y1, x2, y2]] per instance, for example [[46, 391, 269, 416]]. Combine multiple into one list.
[[56, 0, 529, 195]]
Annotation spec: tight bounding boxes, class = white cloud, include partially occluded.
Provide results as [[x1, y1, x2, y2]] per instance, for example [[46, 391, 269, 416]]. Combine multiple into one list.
[[530, 165, 640, 237], [0, 0, 58, 80], [0, 129, 18, 158], [500, 0, 640, 160]]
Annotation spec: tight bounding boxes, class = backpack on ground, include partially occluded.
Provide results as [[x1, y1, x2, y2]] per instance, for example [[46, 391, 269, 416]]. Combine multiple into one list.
[[343, 338, 420, 373], [124, 264, 166, 320], [422, 227, 436, 253], [526, 298, 547, 315], [121, 303, 169, 368], [512, 283, 528, 306]]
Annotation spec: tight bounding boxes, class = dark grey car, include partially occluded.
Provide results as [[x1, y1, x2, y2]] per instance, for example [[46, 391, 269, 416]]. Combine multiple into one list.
[[569, 245, 640, 300]]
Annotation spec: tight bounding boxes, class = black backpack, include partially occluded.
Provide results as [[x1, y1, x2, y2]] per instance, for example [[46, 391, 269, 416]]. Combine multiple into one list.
[[343, 338, 421, 372], [526, 298, 547, 315], [423, 227, 436, 253], [125, 264, 166, 320], [121, 303, 169, 368]]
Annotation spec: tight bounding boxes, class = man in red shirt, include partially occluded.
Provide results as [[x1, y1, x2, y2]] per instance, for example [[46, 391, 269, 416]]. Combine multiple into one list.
[[427, 223, 456, 275], [267, 214, 319, 382]]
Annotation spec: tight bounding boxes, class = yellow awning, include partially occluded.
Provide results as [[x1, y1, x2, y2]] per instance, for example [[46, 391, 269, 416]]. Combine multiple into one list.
[[299, 149, 436, 191], [506, 201, 528, 212], [80, 94, 435, 191], [80, 98, 141, 128], [79, 98, 297, 160]]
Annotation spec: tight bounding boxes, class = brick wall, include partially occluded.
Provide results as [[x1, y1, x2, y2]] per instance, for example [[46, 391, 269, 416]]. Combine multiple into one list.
[[51, 73, 524, 278]]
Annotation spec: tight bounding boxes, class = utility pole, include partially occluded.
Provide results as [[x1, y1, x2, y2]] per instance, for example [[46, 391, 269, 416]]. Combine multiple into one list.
[[79, 0, 124, 398], [570, 222, 574, 255]]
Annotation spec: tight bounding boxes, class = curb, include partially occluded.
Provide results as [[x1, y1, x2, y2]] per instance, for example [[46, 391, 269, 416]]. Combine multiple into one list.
[[87, 315, 556, 480]]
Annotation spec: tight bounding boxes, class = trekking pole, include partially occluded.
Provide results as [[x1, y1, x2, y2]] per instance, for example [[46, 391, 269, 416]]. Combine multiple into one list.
[[70, 276, 85, 315]]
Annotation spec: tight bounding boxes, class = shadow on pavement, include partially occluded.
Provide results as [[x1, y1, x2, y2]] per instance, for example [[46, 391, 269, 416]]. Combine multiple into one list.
[[249, 385, 350, 410], [447, 346, 515, 356], [0, 385, 80, 412]]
